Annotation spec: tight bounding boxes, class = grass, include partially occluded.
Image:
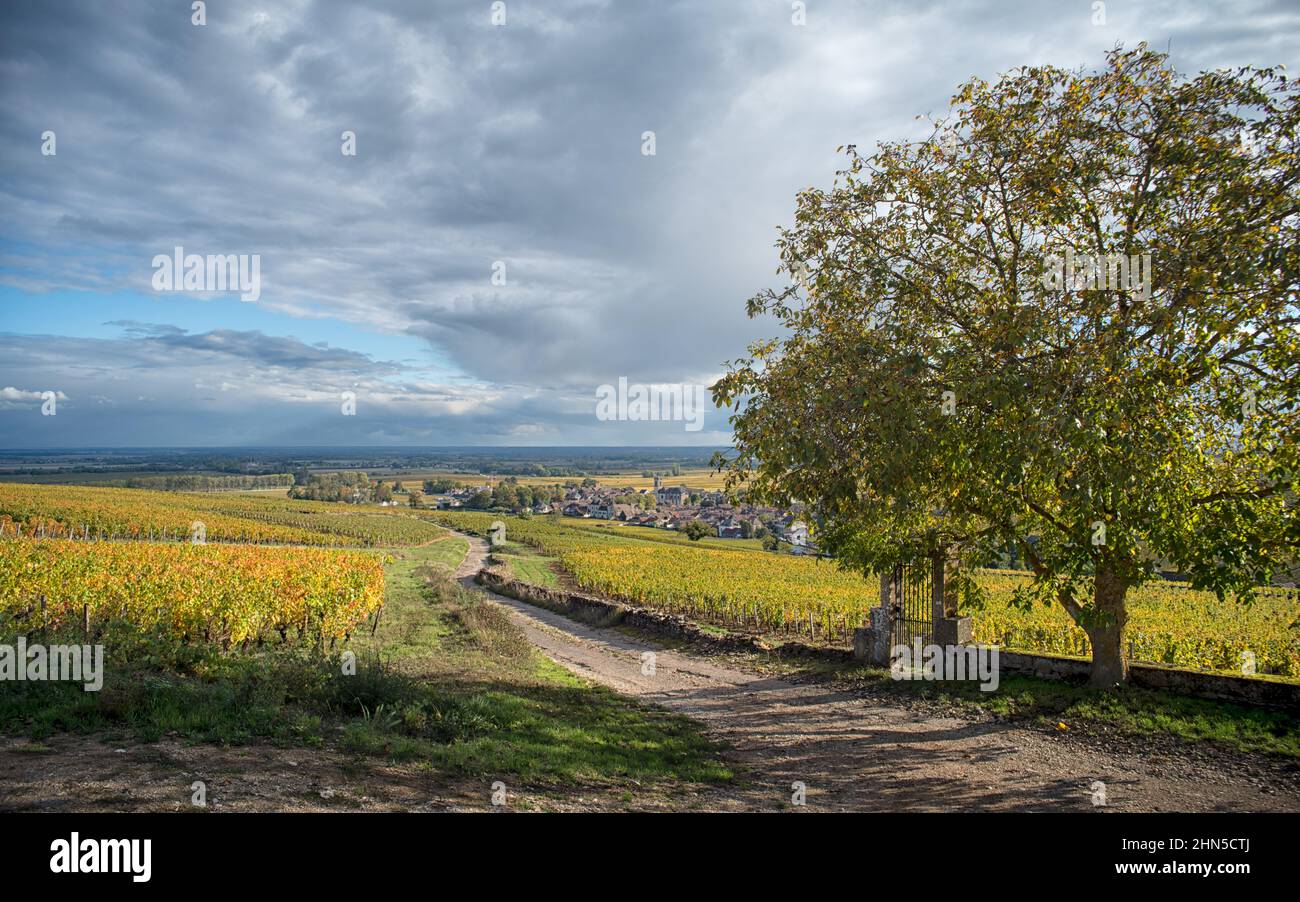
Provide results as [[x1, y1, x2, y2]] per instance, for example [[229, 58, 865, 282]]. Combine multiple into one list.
[[490, 540, 562, 587], [416, 534, 474, 570], [0, 536, 732, 788]]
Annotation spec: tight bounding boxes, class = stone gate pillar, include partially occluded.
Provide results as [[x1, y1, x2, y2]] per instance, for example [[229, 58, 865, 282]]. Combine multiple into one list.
[[853, 569, 897, 665], [932, 545, 972, 647]]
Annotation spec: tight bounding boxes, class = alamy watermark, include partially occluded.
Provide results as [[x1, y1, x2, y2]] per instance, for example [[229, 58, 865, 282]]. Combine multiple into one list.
[[151, 246, 261, 301], [595, 377, 705, 432], [50, 833, 150, 883], [1, 639, 104, 691], [1041, 247, 1152, 303], [891, 640, 1000, 691]]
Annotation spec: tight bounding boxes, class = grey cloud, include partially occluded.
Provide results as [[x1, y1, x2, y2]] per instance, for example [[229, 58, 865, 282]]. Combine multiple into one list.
[[2, 0, 1297, 444], [0, 329, 730, 445], [97, 322, 399, 372]]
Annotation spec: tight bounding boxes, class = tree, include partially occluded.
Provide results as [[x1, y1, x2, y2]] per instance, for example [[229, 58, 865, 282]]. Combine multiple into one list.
[[714, 46, 1299, 687], [617, 492, 654, 511], [683, 520, 712, 541], [468, 490, 493, 510], [288, 470, 373, 503], [374, 482, 393, 503], [494, 480, 520, 510], [515, 485, 534, 510], [407, 490, 424, 508]]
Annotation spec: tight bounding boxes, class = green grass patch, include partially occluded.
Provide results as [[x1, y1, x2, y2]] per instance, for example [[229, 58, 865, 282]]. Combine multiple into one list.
[[491, 540, 562, 588]]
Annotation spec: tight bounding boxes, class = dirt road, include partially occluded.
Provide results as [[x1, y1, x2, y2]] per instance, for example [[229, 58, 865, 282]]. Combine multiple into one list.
[[458, 536, 1300, 812]]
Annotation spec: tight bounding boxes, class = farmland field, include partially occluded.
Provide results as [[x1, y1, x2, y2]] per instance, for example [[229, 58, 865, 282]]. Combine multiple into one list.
[[0, 484, 462, 650], [430, 511, 1300, 679], [0, 489, 736, 800], [0, 537, 386, 646], [0, 504, 737, 801], [394, 467, 730, 493], [0, 483, 446, 547], [561, 517, 766, 552]]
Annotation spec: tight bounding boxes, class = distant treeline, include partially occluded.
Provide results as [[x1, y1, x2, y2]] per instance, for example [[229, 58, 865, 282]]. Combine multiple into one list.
[[474, 463, 616, 477], [289, 471, 376, 503], [459, 478, 568, 512], [100, 473, 295, 492]]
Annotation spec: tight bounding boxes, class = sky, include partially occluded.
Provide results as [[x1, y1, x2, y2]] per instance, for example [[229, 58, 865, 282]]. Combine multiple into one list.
[[1, 0, 1297, 447]]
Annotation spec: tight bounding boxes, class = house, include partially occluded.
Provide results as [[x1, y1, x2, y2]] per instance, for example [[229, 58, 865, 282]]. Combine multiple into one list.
[[563, 502, 588, 518], [782, 520, 822, 555], [716, 516, 744, 539], [715, 515, 759, 539], [785, 519, 810, 547], [655, 485, 689, 507], [532, 503, 552, 514], [614, 504, 640, 522]]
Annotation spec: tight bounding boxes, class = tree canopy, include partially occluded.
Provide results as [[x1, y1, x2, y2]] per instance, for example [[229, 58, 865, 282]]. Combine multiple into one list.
[[714, 46, 1299, 686]]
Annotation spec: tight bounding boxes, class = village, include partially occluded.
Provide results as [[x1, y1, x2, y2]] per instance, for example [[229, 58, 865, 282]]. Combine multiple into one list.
[[433, 474, 814, 551]]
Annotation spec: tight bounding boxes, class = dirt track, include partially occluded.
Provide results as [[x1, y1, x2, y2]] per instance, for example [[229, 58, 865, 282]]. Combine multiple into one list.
[[459, 536, 1300, 812]]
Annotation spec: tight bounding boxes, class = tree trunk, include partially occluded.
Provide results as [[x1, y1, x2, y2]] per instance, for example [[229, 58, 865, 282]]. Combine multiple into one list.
[[1084, 567, 1129, 688]]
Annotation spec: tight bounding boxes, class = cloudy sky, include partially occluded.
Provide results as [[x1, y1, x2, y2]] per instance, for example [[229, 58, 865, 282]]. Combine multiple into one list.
[[1, 0, 1296, 447]]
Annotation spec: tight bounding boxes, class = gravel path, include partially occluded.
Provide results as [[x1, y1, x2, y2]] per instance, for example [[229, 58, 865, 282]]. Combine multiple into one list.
[[458, 535, 1300, 812]]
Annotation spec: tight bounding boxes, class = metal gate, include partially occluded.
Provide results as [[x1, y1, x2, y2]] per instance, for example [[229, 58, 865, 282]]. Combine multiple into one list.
[[889, 563, 935, 649]]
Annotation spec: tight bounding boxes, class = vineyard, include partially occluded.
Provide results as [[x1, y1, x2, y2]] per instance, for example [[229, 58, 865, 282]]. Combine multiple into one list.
[[0, 485, 452, 651], [0, 483, 446, 547], [395, 466, 729, 492], [561, 517, 767, 552], [0, 537, 386, 646], [430, 511, 1300, 679]]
